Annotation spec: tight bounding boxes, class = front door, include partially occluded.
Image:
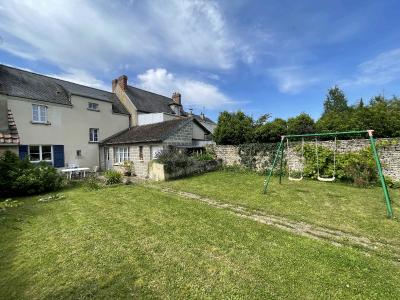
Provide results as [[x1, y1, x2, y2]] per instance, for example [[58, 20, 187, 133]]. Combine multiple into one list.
[[104, 147, 111, 170]]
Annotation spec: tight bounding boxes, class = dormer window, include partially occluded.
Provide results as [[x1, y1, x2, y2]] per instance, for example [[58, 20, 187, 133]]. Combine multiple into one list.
[[88, 102, 99, 111], [32, 104, 48, 123]]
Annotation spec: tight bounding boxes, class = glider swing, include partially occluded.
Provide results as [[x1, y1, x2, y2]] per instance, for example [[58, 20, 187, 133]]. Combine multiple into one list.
[[263, 130, 394, 218]]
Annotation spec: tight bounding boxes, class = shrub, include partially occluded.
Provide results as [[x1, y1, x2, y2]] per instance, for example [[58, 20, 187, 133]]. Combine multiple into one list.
[[104, 170, 122, 185], [193, 152, 214, 161], [83, 175, 102, 190], [155, 149, 194, 173], [0, 151, 63, 197], [300, 144, 378, 186]]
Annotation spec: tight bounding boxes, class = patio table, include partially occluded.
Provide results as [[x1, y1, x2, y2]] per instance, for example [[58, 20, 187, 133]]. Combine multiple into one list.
[[61, 167, 90, 179]]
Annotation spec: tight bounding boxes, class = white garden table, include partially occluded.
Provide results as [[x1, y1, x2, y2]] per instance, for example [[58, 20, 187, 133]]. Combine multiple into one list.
[[61, 167, 90, 179]]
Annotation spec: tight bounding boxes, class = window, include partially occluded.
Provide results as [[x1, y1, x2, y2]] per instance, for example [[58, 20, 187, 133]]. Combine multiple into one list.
[[139, 146, 144, 160], [114, 147, 129, 164], [89, 128, 99, 142], [29, 145, 52, 162], [32, 104, 48, 123], [76, 150, 82, 157], [88, 102, 99, 111]]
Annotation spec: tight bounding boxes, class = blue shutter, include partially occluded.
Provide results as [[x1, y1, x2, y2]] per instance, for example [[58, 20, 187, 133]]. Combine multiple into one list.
[[19, 145, 29, 160], [53, 145, 65, 168]]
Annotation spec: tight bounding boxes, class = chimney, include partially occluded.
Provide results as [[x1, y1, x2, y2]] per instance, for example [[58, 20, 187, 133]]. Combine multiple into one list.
[[111, 79, 118, 92], [172, 92, 181, 105], [188, 108, 193, 116], [117, 75, 128, 91], [200, 112, 205, 121]]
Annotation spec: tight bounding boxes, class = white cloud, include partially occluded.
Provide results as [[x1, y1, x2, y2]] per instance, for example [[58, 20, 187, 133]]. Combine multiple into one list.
[[136, 68, 236, 110], [0, 0, 246, 71], [341, 48, 400, 86], [268, 66, 320, 94], [48, 69, 109, 91]]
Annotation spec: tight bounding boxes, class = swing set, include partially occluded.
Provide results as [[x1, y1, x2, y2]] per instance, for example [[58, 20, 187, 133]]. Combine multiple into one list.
[[263, 130, 394, 218]]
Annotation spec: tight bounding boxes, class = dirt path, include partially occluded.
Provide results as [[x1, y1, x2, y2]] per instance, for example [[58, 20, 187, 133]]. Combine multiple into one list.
[[148, 185, 400, 263]]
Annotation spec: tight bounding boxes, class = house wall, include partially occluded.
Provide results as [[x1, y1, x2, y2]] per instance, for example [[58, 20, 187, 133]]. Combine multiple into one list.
[[4, 94, 129, 168], [101, 144, 163, 178], [163, 121, 193, 146], [193, 121, 208, 140], [0, 145, 18, 156], [137, 112, 178, 125]]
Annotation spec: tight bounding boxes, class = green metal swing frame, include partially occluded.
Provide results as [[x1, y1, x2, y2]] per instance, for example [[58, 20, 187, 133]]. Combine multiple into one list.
[[263, 130, 394, 218]]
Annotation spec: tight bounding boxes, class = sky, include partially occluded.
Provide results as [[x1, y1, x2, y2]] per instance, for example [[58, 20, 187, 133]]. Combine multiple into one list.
[[1, 0, 400, 122]]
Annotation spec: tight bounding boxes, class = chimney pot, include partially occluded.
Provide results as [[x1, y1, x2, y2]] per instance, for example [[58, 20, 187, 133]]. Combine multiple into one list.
[[112, 79, 118, 92], [200, 112, 205, 120], [117, 75, 128, 91], [188, 108, 193, 116], [172, 92, 181, 105]]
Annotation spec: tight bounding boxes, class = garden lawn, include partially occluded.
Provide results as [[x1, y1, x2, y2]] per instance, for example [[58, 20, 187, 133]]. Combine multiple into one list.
[[158, 170, 400, 249], [1, 185, 400, 299]]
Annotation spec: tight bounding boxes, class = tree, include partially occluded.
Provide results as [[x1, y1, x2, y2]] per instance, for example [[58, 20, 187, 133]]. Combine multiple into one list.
[[254, 113, 271, 126], [213, 111, 254, 145], [286, 113, 315, 135], [253, 118, 287, 143], [323, 86, 349, 115]]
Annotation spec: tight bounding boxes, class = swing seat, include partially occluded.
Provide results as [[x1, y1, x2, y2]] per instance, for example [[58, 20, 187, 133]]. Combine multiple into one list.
[[317, 176, 335, 182], [288, 175, 303, 181]]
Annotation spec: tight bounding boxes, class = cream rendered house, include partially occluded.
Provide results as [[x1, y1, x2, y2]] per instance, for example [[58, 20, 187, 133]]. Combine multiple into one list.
[[0, 66, 216, 178], [0, 65, 130, 168]]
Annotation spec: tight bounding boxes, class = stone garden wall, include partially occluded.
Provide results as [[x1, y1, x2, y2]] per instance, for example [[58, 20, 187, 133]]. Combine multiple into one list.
[[209, 138, 400, 181], [149, 160, 221, 181]]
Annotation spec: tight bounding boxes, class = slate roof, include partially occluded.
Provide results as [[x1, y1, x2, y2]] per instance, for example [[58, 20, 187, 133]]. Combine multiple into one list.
[[125, 85, 215, 124], [125, 85, 175, 114], [189, 113, 214, 124], [0, 109, 19, 145], [0, 64, 129, 115], [100, 117, 204, 145]]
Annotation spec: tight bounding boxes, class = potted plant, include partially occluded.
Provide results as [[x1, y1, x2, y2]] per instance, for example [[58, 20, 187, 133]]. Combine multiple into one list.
[[122, 161, 134, 176]]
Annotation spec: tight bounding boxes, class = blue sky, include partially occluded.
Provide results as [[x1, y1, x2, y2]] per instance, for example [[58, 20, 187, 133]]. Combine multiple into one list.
[[1, 0, 400, 122]]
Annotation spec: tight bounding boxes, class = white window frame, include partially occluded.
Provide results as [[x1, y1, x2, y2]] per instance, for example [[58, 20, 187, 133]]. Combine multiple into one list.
[[89, 128, 99, 142], [28, 145, 53, 163], [88, 102, 99, 111], [32, 104, 48, 123], [114, 147, 129, 164]]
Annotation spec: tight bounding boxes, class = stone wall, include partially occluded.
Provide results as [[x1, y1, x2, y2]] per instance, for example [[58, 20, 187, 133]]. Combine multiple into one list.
[[210, 138, 400, 181], [149, 160, 221, 181], [163, 121, 193, 146]]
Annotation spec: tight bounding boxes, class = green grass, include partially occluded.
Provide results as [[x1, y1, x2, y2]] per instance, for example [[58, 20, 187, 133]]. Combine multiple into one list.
[[158, 170, 400, 248], [1, 184, 400, 299]]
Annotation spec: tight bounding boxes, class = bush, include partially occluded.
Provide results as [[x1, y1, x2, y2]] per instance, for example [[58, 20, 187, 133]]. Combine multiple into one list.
[[83, 175, 102, 190], [299, 144, 378, 186], [193, 152, 214, 161], [155, 149, 194, 173], [104, 170, 122, 185], [0, 151, 63, 197]]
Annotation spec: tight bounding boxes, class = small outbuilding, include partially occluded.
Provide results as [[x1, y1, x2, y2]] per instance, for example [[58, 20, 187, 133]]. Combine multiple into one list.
[[99, 117, 212, 178]]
